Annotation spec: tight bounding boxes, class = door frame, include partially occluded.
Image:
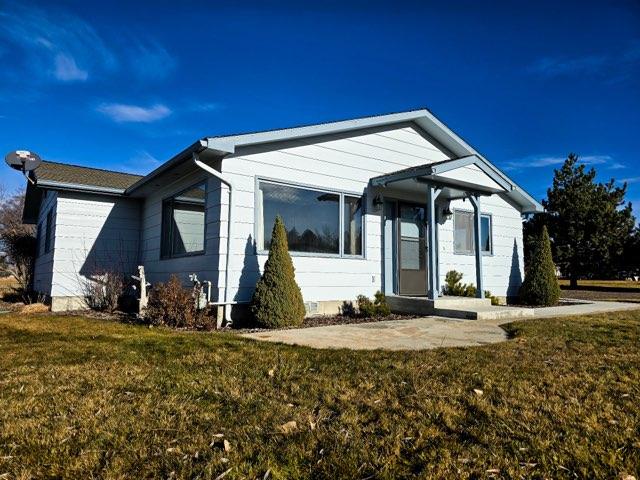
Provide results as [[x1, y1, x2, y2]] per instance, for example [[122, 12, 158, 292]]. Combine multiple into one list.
[[396, 201, 428, 296]]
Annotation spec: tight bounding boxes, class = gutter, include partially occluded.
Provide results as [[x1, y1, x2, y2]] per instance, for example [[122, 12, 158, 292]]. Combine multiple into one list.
[[36, 180, 127, 196], [192, 152, 236, 326]]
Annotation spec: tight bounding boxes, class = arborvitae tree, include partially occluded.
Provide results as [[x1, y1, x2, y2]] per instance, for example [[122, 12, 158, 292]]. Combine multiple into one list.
[[520, 225, 561, 306], [251, 215, 305, 328]]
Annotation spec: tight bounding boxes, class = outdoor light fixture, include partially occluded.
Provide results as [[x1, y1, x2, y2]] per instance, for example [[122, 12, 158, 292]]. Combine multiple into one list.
[[372, 194, 384, 206]]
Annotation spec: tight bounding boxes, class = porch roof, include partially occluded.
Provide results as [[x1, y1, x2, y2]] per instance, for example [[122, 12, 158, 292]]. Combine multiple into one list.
[[370, 155, 542, 212]]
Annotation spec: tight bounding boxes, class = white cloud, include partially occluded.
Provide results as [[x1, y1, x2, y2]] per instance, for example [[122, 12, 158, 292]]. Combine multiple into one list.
[[0, 3, 176, 85], [620, 177, 640, 184], [528, 43, 640, 78], [53, 53, 88, 81], [503, 155, 565, 171], [504, 154, 615, 172], [528, 55, 607, 77], [116, 150, 162, 174], [127, 39, 176, 80], [189, 102, 221, 112], [97, 103, 172, 123], [580, 155, 612, 165], [609, 162, 627, 170], [0, 2, 115, 83]]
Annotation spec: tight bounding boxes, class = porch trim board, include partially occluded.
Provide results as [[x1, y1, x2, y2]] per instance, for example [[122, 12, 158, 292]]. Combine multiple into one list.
[[425, 184, 440, 300], [469, 195, 484, 298]]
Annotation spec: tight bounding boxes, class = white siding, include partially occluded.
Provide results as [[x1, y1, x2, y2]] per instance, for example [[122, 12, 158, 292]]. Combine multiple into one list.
[[139, 168, 223, 290], [32, 191, 57, 295], [49, 193, 141, 297], [438, 195, 524, 298], [37, 122, 525, 306], [439, 164, 503, 191], [220, 125, 452, 303]]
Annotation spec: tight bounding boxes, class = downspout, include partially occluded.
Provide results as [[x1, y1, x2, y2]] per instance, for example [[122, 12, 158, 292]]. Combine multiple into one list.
[[192, 152, 235, 325]]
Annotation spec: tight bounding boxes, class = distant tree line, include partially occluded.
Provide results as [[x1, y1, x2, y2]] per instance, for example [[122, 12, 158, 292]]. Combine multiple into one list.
[[524, 154, 638, 286]]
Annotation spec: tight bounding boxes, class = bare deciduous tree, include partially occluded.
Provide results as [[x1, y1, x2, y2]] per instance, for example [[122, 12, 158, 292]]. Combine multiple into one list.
[[0, 188, 36, 297]]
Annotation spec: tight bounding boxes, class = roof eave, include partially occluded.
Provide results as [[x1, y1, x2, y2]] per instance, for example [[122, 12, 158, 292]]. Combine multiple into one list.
[[125, 139, 209, 194], [36, 179, 127, 196]]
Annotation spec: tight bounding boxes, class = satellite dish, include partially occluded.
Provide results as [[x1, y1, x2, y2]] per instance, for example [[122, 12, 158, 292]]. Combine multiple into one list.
[[5, 150, 42, 173]]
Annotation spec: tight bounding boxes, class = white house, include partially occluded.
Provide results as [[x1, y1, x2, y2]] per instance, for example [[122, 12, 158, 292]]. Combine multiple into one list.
[[20, 109, 542, 318]]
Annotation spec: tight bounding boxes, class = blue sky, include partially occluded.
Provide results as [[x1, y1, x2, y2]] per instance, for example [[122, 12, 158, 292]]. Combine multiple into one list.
[[1, 0, 639, 215]]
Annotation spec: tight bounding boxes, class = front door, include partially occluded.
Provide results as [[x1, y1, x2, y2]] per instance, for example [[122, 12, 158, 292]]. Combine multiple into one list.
[[398, 203, 427, 295]]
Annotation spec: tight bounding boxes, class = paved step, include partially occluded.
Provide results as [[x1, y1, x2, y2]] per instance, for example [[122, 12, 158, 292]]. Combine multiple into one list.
[[432, 296, 491, 308], [388, 295, 491, 315], [434, 305, 534, 321], [387, 295, 533, 320]]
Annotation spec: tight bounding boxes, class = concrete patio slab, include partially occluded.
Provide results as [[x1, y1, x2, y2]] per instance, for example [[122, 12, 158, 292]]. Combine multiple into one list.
[[242, 300, 640, 351], [243, 316, 508, 351]]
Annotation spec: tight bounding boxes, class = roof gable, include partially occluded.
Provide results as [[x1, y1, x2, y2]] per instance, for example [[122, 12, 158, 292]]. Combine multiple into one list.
[[20, 108, 542, 213]]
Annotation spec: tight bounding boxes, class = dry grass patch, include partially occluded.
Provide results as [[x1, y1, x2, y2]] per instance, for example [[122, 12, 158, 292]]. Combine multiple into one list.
[[0, 276, 17, 297], [559, 279, 640, 290], [0, 311, 639, 478]]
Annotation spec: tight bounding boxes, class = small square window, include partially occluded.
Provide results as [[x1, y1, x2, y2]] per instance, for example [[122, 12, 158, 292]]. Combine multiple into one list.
[[454, 211, 492, 254]]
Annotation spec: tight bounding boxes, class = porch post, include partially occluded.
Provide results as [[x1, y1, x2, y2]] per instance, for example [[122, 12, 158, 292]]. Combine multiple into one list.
[[426, 184, 438, 300], [469, 194, 484, 298]]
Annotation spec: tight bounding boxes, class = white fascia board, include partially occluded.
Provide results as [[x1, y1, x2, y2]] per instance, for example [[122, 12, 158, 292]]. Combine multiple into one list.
[[204, 110, 430, 153], [36, 180, 126, 196]]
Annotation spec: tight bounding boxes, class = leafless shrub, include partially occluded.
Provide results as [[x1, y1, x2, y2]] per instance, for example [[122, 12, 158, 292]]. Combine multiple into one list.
[[146, 275, 214, 330], [82, 270, 126, 312]]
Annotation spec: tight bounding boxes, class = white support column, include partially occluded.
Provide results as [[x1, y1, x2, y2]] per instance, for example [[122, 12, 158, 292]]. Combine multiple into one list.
[[426, 185, 440, 300], [469, 194, 484, 298]]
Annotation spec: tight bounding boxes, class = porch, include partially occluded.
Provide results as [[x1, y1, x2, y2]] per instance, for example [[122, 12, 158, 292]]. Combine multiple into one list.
[[370, 154, 517, 302]]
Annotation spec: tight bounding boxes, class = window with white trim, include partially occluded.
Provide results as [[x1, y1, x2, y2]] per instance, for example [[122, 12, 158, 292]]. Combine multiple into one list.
[[454, 210, 492, 255], [161, 182, 207, 259], [257, 180, 364, 257]]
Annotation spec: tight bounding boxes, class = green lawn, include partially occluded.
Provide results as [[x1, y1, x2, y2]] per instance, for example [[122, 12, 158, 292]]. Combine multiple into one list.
[[1, 312, 639, 479]]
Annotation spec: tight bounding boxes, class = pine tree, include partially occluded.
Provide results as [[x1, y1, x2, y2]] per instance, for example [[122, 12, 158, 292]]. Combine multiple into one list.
[[520, 225, 561, 306], [543, 154, 635, 286], [251, 216, 305, 328]]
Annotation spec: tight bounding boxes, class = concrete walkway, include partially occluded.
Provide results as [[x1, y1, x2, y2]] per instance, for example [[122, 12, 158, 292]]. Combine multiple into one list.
[[242, 300, 640, 351]]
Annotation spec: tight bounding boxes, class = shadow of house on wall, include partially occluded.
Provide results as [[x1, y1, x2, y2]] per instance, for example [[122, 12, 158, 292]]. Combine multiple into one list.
[[70, 199, 140, 298], [231, 234, 260, 325], [507, 239, 523, 299]]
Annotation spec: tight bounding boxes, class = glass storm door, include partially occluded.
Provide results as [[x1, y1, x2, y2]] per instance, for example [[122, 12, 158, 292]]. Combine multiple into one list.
[[398, 204, 427, 295]]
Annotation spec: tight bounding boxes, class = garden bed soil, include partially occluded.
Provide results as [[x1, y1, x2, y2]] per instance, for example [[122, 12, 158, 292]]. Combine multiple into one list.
[[234, 313, 421, 333]]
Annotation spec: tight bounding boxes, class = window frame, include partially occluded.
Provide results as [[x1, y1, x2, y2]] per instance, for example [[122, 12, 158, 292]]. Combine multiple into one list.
[[255, 177, 366, 259], [160, 181, 208, 260], [453, 209, 493, 256]]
